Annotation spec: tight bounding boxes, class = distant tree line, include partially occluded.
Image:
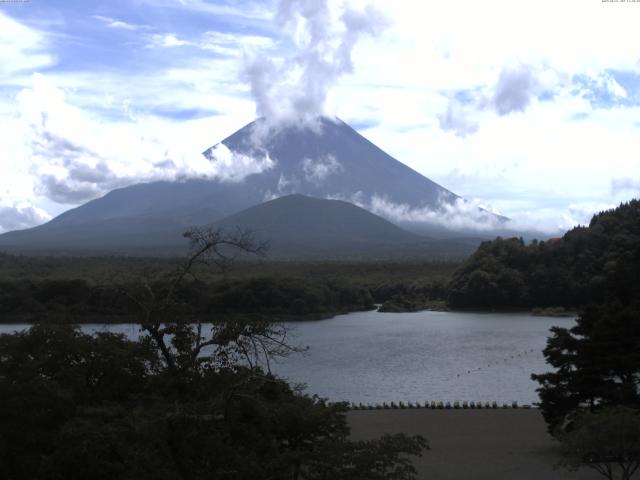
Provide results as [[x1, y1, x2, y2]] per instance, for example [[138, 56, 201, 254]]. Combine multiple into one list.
[[0, 277, 376, 323], [0, 256, 459, 322]]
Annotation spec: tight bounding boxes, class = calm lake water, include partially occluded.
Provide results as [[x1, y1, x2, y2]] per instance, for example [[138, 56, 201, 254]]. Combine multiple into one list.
[[0, 310, 574, 405]]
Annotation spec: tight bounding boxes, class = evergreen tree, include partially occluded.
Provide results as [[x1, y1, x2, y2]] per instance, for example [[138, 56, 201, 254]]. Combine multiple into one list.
[[532, 300, 640, 433]]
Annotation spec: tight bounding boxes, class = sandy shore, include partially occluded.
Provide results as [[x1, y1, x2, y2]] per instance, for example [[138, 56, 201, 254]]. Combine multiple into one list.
[[348, 409, 601, 480]]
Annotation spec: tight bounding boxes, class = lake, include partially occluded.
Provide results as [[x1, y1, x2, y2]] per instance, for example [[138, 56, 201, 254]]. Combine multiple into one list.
[[0, 310, 574, 405]]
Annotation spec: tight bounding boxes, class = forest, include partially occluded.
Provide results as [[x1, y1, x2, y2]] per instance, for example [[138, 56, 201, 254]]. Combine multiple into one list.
[[447, 200, 640, 310], [0, 254, 455, 323]]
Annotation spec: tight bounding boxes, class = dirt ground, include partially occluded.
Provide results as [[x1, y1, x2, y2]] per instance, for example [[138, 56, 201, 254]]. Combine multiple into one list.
[[348, 409, 602, 480]]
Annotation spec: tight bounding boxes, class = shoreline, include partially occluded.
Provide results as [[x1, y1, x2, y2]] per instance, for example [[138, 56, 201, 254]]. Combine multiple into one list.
[[0, 305, 578, 325]]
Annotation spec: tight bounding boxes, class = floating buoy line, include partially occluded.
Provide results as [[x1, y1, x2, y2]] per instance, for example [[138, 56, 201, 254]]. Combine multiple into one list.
[[454, 348, 538, 378], [341, 347, 541, 411], [347, 401, 534, 410]]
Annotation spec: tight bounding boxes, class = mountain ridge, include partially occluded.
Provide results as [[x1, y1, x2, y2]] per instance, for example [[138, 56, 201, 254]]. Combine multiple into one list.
[[214, 194, 422, 258], [0, 117, 506, 255]]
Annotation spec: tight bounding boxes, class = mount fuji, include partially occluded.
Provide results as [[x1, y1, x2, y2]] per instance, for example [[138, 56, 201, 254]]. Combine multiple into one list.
[[0, 117, 503, 256]]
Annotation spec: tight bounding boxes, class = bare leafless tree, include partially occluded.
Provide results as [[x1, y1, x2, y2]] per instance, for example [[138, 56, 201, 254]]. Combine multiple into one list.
[[119, 226, 299, 377]]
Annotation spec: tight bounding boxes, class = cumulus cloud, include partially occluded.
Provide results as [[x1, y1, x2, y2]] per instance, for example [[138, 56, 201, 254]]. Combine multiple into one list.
[[437, 63, 562, 135], [301, 154, 342, 183], [489, 63, 564, 115], [437, 98, 478, 137], [491, 64, 539, 115], [17, 74, 274, 205], [23, 113, 123, 203], [203, 143, 274, 182], [243, 0, 388, 126], [0, 201, 51, 233], [18, 75, 120, 203], [365, 194, 610, 236], [323, 190, 509, 231], [369, 195, 505, 232]]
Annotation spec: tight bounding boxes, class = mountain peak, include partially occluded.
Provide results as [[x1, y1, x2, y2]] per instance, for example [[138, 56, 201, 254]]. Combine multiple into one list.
[[206, 116, 460, 214], [0, 117, 504, 254]]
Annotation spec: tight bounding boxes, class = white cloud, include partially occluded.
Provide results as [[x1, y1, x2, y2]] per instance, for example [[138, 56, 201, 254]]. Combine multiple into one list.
[[200, 31, 274, 56], [602, 74, 627, 99], [301, 155, 342, 183], [10, 74, 274, 206], [204, 143, 275, 182], [437, 98, 478, 137], [138, 0, 272, 22], [491, 64, 544, 116], [0, 201, 51, 233], [150, 33, 192, 47], [92, 15, 149, 31], [574, 70, 630, 102], [367, 194, 603, 236], [243, 0, 389, 126], [369, 195, 505, 232], [436, 63, 565, 136], [0, 11, 55, 83], [148, 30, 274, 56]]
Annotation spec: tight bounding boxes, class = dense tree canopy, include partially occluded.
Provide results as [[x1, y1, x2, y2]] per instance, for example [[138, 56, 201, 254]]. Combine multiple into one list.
[[448, 200, 640, 309], [556, 406, 640, 480], [0, 276, 376, 323], [532, 301, 640, 433], [0, 324, 428, 480], [526, 201, 640, 439]]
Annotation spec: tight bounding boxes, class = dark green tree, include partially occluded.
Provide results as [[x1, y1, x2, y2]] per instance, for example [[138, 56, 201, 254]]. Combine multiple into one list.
[[532, 301, 640, 433], [556, 406, 640, 480], [0, 324, 158, 480]]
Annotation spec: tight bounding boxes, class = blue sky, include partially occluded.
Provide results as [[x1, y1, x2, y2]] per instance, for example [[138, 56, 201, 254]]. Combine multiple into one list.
[[1, 0, 640, 233]]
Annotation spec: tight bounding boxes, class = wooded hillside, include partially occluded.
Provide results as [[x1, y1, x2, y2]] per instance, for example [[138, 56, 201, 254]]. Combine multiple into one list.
[[448, 200, 640, 309]]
